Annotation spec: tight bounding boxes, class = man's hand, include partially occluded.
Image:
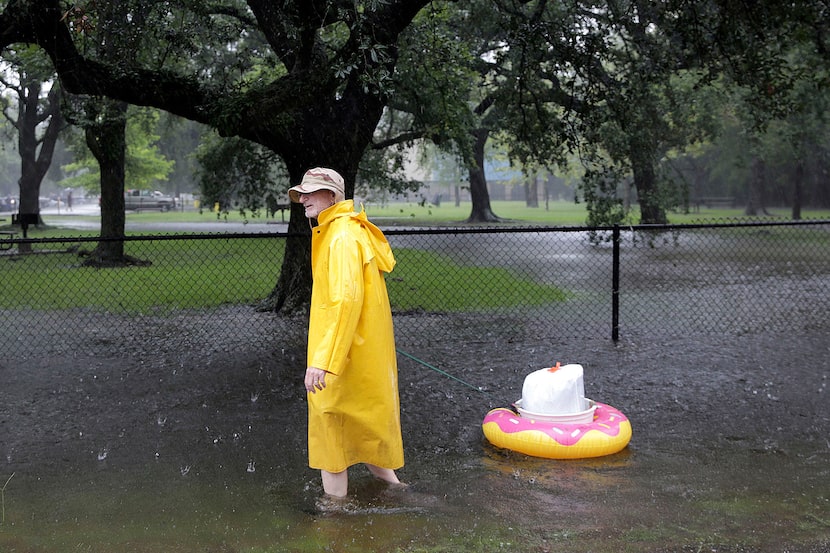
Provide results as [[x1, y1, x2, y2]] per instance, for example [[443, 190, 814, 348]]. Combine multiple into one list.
[[305, 367, 327, 393]]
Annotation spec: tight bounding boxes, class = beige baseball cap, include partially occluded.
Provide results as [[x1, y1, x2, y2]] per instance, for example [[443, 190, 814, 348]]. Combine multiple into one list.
[[288, 168, 346, 203]]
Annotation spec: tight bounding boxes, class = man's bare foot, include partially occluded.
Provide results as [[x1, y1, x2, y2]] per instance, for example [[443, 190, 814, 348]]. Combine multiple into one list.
[[366, 464, 402, 484], [314, 494, 358, 514]]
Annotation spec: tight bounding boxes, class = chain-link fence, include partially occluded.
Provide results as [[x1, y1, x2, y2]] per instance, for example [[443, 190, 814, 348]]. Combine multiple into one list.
[[2, 220, 828, 359]]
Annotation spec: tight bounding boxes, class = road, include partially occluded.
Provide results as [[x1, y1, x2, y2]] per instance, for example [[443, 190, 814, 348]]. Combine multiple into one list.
[[28, 202, 291, 234]]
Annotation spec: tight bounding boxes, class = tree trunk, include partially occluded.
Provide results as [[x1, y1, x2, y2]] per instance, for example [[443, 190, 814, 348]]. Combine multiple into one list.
[[258, 110, 379, 314], [258, 202, 312, 315], [526, 175, 539, 207], [745, 156, 764, 217], [14, 78, 63, 252], [792, 158, 803, 220], [465, 128, 502, 223], [80, 99, 139, 267], [630, 149, 667, 224], [544, 176, 551, 211]]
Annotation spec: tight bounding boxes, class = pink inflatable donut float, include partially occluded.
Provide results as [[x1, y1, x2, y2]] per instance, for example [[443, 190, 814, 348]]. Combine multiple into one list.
[[482, 402, 632, 459]]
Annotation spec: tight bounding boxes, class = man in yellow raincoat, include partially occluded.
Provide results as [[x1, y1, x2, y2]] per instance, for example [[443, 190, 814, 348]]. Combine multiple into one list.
[[289, 168, 405, 499]]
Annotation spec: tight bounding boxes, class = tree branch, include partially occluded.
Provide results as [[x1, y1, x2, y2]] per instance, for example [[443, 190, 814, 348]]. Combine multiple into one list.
[[371, 130, 426, 150]]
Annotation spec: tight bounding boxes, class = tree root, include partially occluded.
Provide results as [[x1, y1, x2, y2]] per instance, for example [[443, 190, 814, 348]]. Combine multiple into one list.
[[77, 248, 152, 268]]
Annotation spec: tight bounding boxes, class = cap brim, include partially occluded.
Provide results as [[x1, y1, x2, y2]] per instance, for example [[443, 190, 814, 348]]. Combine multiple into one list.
[[288, 183, 334, 202]]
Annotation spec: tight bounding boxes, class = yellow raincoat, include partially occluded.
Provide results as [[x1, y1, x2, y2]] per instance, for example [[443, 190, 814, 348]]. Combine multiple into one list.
[[306, 200, 404, 473]]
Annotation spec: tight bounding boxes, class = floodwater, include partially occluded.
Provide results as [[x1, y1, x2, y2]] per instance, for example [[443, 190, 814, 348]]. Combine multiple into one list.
[[2, 220, 829, 551], [2, 310, 829, 553]]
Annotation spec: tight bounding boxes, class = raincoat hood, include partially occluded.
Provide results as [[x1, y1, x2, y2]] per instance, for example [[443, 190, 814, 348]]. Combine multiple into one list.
[[317, 200, 395, 273]]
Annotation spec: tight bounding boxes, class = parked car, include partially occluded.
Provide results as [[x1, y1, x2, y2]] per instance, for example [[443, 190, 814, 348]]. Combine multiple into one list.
[[124, 189, 176, 212], [0, 196, 17, 212]]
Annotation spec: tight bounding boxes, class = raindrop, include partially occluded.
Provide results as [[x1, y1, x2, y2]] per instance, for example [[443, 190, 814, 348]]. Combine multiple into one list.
[[157, 415, 167, 426], [250, 391, 259, 403], [180, 465, 191, 476], [247, 460, 256, 473], [97, 448, 109, 461]]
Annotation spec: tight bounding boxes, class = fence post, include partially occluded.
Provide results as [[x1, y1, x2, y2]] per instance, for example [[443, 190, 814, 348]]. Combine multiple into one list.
[[612, 224, 620, 342]]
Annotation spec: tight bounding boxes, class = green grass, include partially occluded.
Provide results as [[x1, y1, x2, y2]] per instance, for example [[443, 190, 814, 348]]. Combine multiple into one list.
[[388, 250, 567, 312], [0, 236, 284, 313], [0, 231, 566, 314]]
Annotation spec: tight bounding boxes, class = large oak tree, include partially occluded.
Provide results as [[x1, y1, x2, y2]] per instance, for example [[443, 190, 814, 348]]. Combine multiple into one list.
[[0, 0, 431, 312], [0, 46, 63, 238]]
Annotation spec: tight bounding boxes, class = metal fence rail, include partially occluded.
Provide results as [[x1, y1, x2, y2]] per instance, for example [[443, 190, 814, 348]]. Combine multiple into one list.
[[2, 220, 828, 359]]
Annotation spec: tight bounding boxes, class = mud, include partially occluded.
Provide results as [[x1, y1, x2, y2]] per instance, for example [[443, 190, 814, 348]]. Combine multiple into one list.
[[1, 307, 829, 552]]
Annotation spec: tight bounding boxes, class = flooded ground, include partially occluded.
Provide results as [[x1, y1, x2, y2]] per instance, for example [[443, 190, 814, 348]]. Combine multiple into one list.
[[1, 308, 828, 552]]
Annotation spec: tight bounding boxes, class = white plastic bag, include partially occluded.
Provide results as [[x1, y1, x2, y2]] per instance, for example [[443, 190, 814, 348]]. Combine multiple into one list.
[[521, 363, 587, 415]]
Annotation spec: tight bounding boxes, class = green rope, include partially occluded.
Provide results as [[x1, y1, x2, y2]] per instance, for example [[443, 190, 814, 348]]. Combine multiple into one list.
[[396, 348, 498, 402]]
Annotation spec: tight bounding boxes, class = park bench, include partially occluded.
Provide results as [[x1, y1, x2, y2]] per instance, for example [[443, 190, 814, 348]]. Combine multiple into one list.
[[0, 226, 16, 250], [1, 216, 18, 250], [274, 203, 291, 222], [264, 198, 291, 222]]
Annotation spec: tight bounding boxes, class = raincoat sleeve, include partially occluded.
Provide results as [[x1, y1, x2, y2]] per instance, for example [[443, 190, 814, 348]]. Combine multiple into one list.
[[308, 232, 365, 376]]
